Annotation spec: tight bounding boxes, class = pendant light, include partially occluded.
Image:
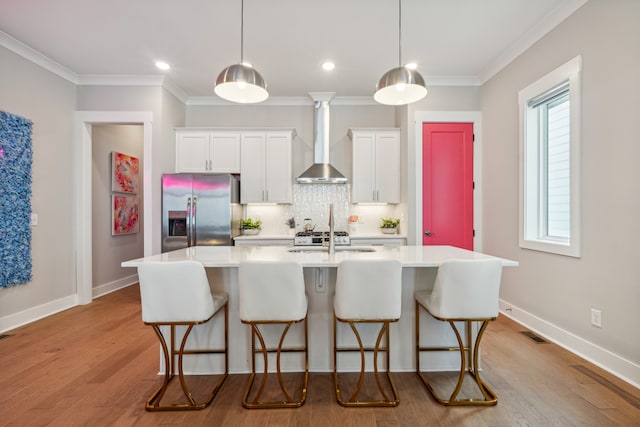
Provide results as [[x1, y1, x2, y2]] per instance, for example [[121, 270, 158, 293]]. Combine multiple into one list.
[[374, 0, 427, 105], [214, 0, 268, 103]]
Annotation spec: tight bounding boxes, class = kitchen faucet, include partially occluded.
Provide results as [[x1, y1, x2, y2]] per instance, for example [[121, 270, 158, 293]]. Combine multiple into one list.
[[328, 203, 335, 254]]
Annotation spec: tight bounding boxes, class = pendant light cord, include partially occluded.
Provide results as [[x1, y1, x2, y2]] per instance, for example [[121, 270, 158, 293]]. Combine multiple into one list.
[[240, 0, 245, 63], [398, 0, 402, 67]]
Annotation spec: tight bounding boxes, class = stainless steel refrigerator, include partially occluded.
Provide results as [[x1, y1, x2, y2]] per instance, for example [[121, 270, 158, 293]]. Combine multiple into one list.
[[161, 173, 241, 253]]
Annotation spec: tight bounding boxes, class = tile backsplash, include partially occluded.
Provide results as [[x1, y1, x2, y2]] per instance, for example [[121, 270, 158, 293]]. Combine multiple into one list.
[[243, 184, 404, 235], [293, 184, 350, 232]]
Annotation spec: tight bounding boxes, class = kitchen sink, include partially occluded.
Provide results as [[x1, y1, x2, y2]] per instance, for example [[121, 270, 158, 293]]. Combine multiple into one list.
[[287, 246, 376, 253]]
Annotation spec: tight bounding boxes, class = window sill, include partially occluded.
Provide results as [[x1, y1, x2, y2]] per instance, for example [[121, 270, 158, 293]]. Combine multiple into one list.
[[519, 238, 581, 258]]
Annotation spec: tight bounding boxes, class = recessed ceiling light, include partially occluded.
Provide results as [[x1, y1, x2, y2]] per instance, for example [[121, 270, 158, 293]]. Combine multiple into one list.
[[404, 62, 418, 70], [322, 62, 335, 71], [155, 61, 170, 70]]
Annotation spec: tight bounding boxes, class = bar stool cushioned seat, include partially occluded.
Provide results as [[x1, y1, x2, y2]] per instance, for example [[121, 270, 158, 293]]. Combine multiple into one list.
[[238, 260, 308, 409], [137, 260, 228, 411], [415, 258, 502, 406], [333, 259, 403, 407]]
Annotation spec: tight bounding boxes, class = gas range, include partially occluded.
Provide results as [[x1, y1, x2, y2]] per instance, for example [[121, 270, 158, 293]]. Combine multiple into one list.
[[294, 231, 350, 246]]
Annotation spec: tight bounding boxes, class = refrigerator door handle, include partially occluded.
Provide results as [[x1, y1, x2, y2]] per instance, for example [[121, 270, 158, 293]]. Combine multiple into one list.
[[192, 196, 198, 246], [186, 197, 192, 247]]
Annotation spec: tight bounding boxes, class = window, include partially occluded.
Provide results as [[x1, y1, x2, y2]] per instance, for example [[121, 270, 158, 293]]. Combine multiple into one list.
[[518, 56, 581, 257]]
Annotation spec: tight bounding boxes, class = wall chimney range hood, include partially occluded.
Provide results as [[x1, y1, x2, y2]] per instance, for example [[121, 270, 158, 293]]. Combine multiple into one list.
[[297, 92, 347, 184]]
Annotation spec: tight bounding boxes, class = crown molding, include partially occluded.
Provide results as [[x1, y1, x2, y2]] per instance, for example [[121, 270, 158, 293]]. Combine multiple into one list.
[[479, 0, 589, 83], [186, 96, 312, 106], [424, 75, 482, 86], [0, 30, 79, 84], [77, 75, 189, 103], [186, 95, 391, 107], [77, 74, 165, 86], [160, 77, 189, 104]]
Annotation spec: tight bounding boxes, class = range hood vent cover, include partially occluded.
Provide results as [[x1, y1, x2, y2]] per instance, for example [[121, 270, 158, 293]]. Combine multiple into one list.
[[297, 92, 347, 184], [297, 163, 347, 184]]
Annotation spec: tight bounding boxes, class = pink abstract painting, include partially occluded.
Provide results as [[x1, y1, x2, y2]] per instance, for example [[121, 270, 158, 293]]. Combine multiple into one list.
[[111, 152, 139, 194], [112, 194, 139, 235]]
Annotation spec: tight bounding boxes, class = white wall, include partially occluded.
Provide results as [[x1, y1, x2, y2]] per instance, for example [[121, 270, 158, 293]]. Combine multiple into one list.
[[0, 46, 77, 329], [481, 0, 640, 385], [91, 125, 144, 295]]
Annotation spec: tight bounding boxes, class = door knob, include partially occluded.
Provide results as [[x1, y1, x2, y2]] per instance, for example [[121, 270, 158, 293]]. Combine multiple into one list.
[[424, 230, 432, 236]]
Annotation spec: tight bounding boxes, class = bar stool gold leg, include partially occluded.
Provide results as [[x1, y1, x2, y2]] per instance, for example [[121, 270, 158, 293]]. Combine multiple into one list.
[[415, 301, 497, 406], [334, 315, 400, 407], [242, 318, 309, 409], [146, 308, 229, 411]]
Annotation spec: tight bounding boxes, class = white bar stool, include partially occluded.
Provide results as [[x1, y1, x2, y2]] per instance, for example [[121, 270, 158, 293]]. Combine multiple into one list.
[[333, 259, 403, 407], [137, 260, 228, 411], [415, 258, 503, 406], [238, 260, 308, 409]]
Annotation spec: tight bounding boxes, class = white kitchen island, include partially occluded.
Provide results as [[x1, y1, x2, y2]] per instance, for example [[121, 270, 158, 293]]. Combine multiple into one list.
[[122, 245, 518, 374]]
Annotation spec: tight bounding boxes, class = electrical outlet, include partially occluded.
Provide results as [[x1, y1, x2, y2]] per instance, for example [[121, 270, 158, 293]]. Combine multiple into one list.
[[591, 308, 602, 328], [30, 213, 38, 226]]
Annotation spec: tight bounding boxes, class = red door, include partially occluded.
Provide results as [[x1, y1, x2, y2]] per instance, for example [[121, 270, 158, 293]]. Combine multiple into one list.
[[422, 122, 474, 250]]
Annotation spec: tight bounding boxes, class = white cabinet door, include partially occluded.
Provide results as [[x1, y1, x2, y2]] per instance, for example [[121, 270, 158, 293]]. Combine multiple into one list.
[[351, 132, 377, 202], [240, 131, 292, 203], [176, 131, 241, 173], [264, 132, 292, 203], [210, 132, 241, 173], [240, 132, 267, 203], [176, 131, 210, 172], [375, 132, 400, 203], [351, 129, 400, 203]]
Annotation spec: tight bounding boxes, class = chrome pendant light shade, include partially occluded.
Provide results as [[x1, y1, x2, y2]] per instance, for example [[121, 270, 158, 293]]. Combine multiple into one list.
[[374, 66, 427, 105], [215, 63, 268, 104], [214, 0, 268, 104], [374, 0, 427, 105]]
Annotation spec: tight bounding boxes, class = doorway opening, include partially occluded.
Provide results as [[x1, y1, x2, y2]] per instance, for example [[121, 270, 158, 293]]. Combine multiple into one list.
[[75, 111, 152, 304], [91, 124, 144, 297]]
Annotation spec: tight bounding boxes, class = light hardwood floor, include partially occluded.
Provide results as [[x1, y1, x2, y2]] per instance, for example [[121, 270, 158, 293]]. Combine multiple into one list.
[[1, 284, 638, 426]]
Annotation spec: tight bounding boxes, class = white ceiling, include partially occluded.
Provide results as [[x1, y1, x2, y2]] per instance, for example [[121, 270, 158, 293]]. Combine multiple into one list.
[[0, 0, 587, 102]]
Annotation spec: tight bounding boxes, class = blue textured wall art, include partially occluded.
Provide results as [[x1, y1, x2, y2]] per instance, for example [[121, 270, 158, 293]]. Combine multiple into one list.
[[0, 111, 33, 288]]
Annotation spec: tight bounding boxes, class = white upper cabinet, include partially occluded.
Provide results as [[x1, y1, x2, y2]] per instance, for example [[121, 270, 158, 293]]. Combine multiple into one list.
[[349, 128, 400, 203], [210, 133, 241, 172], [240, 130, 293, 203], [175, 130, 240, 173]]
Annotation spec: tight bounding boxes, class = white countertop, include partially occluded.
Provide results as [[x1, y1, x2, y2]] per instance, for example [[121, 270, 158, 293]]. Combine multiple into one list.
[[348, 233, 407, 239], [122, 245, 518, 268], [233, 233, 407, 241], [234, 234, 294, 241]]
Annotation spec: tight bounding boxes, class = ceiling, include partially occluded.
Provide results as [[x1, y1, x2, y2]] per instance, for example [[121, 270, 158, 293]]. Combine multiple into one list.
[[0, 0, 587, 102]]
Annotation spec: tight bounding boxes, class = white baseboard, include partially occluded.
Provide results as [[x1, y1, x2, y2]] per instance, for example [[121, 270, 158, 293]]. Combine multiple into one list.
[[92, 275, 138, 299], [0, 294, 77, 334], [0, 275, 138, 334], [499, 299, 640, 389]]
